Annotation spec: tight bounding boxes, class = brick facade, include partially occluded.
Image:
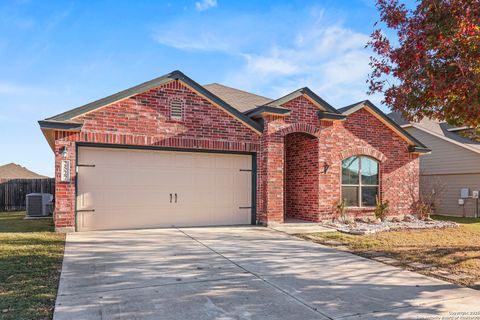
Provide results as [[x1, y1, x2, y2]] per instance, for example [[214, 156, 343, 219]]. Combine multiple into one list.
[[255, 96, 419, 223], [51, 79, 420, 231]]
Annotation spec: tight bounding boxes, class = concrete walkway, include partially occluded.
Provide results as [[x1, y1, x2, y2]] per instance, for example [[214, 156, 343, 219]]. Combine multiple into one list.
[[54, 227, 480, 320]]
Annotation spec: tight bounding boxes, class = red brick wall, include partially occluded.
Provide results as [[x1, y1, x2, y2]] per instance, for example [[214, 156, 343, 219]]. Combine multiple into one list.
[[259, 96, 419, 223], [51, 82, 420, 230], [53, 80, 261, 230], [285, 132, 319, 221], [340, 108, 419, 218]]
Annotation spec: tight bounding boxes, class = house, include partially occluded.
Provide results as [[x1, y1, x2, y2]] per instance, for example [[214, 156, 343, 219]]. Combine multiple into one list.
[[38, 70, 429, 232], [389, 112, 480, 217], [0, 163, 48, 181]]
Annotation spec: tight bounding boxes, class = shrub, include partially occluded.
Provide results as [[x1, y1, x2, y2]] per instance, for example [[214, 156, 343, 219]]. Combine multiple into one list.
[[374, 195, 389, 221], [336, 198, 350, 224], [417, 201, 434, 220]]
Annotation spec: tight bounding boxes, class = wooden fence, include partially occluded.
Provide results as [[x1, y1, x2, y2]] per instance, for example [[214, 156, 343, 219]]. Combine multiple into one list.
[[0, 178, 55, 211]]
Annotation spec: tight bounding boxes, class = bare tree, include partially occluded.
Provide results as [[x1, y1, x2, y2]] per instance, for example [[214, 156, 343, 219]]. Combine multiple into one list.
[[418, 173, 448, 219], [404, 168, 447, 220]]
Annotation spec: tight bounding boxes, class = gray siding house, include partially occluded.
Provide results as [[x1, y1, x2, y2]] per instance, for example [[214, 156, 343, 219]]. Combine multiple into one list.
[[389, 113, 480, 217]]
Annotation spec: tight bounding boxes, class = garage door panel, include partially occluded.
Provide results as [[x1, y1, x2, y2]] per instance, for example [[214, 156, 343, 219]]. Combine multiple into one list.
[[77, 167, 101, 187], [76, 147, 253, 231], [173, 153, 196, 168], [172, 168, 195, 187], [77, 191, 95, 211], [215, 171, 234, 187], [233, 209, 251, 224], [234, 156, 252, 170], [235, 173, 252, 205], [194, 155, 216, 169], [214, 156, 236, 169]]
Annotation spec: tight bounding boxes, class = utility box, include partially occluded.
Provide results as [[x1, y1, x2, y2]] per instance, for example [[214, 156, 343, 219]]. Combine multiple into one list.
[[458, 198, 465, 206], [473, 191, 479, 199], [460, 188, 470, 199], [26, 193, 53, 217]]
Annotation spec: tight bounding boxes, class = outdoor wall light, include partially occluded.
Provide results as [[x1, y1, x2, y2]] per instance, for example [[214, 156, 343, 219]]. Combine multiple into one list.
[[60, 146, 68, 159], [322, 161, 330, 174]]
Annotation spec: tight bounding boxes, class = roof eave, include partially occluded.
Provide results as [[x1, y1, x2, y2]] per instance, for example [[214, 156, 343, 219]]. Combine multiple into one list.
[[408, 146, 432, 154], [317, 111, 347, 121], [246, 106, 291, 119], [38, 120, 83, 131]]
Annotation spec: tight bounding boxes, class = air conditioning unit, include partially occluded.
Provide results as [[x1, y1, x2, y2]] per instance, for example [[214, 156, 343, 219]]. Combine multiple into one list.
[[26, 193, 53, 217]]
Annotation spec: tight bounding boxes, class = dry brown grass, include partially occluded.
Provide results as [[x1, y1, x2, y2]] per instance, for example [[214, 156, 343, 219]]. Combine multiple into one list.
[[308, 215, 480, 286]]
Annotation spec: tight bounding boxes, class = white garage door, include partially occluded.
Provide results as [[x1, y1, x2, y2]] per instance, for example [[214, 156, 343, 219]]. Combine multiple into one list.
[[76, 147, 253, 231]]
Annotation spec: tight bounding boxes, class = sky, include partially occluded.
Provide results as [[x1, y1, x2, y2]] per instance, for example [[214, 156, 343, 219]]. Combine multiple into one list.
[[0, 0, 400, 177]]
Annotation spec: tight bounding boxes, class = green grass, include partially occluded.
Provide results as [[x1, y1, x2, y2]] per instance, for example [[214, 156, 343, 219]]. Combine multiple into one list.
[[0, 212, 65, 320], [307, 215, 480, 286], [432, 215, 480, 227]]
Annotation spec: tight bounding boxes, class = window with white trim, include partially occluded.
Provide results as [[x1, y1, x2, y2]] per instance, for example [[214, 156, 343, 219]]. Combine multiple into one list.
[[341, 156, 379, 207], [170, 99, 183, 120]]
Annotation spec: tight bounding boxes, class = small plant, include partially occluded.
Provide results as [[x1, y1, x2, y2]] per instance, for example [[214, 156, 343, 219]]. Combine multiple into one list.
[[417, 200, 434, 220], [374, 195, 389, 222], [336, 198, 349, 224]]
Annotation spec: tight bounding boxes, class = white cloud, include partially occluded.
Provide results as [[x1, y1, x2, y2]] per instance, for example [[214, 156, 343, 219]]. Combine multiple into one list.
[[226, 23, 374, 107], [152, 6, 383, 108], [153, 28, 233, 52], [242, 50, 299, 76], [195, 0, 217, 11]]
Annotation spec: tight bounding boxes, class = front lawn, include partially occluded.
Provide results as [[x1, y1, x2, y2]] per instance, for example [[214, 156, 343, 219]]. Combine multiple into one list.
[[0, 212, 65, 320], [306, 215, 480, 287]]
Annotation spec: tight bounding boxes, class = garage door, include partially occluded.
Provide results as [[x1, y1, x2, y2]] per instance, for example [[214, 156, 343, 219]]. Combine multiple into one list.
[[76, 147, 253, 231]]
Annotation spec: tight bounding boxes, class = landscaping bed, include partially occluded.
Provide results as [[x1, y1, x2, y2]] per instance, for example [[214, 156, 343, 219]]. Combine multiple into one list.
[[302, 215, 480, 288], [0, 212, 65, 320], [327, 215, 458, 235]]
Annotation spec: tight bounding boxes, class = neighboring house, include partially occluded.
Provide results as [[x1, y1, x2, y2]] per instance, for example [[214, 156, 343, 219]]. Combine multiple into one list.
[[38, 70, 429, 232], [0, 163, 47, 181], [389, 112, 480, 217]]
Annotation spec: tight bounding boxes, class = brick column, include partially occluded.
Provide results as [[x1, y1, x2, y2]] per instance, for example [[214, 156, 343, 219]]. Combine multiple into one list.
[[54, 135, 76, 232], [258, 115, 285, 224]]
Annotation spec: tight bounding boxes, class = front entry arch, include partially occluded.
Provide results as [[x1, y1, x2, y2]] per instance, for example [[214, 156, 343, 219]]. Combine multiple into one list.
[[284, 132, 319, 222]]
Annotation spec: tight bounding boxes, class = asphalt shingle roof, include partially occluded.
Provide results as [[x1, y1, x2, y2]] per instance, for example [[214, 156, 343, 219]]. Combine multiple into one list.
[[203, 83, 272, 112], [387, 112, 480, 153]]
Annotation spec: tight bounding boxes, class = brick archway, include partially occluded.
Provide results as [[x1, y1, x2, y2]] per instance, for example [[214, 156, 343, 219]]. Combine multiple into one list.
[[284, 132, 320, 222], [259, 123, 323, 225], [280, 123, 320, 137], [336, 146, 387, 163]]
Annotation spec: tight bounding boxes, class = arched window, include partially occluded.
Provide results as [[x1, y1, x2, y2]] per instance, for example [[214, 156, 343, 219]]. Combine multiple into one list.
[[341, 156, 379, 207]]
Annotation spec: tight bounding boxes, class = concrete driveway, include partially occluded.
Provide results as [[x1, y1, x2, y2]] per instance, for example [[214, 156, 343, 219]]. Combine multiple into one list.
[[54, 227, 480, 320]]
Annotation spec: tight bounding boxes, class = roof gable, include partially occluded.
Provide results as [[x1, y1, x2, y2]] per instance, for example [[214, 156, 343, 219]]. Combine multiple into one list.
[[340, 100, 430, 153], [265, 87, 340, 114], [42, 70, 262, 133]]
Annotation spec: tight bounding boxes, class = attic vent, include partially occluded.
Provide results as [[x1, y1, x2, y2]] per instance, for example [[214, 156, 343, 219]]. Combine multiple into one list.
[[170, 100, 183, 120]]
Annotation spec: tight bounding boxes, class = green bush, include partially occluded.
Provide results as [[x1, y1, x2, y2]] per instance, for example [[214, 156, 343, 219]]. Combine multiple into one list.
[[374, 195, 389, 221]]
